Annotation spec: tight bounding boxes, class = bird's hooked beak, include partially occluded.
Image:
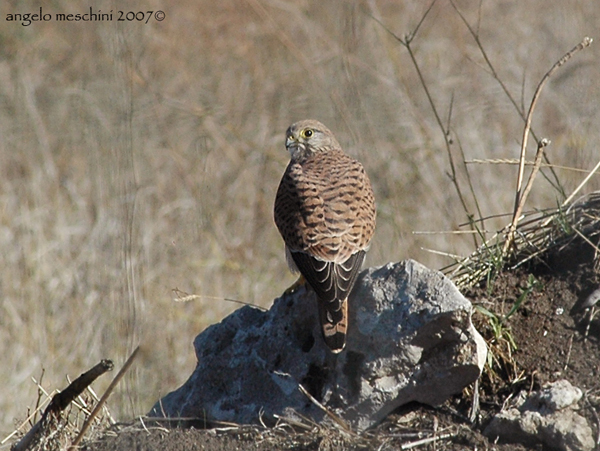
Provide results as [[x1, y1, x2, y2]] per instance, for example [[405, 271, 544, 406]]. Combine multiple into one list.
[[285, 135, 298, 149], [286, 134, 306, 160]]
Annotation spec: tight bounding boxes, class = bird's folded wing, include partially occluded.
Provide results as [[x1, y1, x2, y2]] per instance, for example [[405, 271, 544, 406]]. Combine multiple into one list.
[[290, 250, 365, 304]]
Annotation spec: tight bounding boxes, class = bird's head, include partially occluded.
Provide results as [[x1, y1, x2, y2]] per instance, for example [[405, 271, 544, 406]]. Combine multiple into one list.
[[285, 120, 341, 162]]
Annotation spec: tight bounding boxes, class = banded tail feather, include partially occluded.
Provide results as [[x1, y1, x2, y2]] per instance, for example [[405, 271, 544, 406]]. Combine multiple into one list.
[[290, 250, 365, 352], [318, 296, 348, 353]]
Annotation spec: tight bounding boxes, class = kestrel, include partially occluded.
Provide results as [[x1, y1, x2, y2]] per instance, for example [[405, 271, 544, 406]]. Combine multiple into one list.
[[274, 119, 376, 353]]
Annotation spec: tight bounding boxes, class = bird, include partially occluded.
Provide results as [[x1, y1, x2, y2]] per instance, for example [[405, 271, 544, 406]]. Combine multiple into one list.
[[274, 119, 376, 353]]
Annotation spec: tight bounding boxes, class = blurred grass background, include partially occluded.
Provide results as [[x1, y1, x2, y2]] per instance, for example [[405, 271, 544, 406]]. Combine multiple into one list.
[[1, 0, 599, 436]]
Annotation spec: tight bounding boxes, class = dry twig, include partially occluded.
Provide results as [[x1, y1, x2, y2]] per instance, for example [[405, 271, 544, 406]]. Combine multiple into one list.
[[369, 1, 479, 228], [504, 37, 593, 254], [445, 191, 600, 288], [69, 346, 140, 450], [297, 384, 354, 436], [12, 360, 113, 451]]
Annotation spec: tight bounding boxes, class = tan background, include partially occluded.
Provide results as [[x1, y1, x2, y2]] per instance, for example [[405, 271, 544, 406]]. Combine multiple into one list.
[[1, 0, 599, 435]]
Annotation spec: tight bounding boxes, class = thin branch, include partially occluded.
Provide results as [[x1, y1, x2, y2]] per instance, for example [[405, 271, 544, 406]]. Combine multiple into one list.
[[408, 0, 438, 42], [505, 37, 593, 252], [400, 432, 456, 450], [298, 384, 355, 435], [449, 0, 525, 122], [571, 225, 600, 256], [561, 159, 600, 207], [12, 360, 114, 451], [466, 159, 600, 174], [69, 346, 140, 449], [503, 139, 549, 253], [369, 0, 437, 48], [371, 4, 473, 220], [449, 0, 567, 197], [455, 133, 485, 244], [404, 42, 472, 217]]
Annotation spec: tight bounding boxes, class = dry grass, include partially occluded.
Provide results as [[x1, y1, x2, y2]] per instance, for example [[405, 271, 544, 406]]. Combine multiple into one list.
[[2, 367, 114, 450], [445, 191, 600, 289], [1, 0, 600, 440]]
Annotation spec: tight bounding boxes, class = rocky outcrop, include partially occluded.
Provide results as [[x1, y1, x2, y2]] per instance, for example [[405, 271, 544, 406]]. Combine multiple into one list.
[[484, 379, 595, 451], [150, 259, 487, 430]]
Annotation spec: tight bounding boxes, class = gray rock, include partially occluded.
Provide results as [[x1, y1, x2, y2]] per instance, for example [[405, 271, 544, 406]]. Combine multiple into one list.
[[484, 380, 594, 451], [582, 286, 600, 310], [532, 379, 583, 412], [572, 286, 600, 313], [150, 259, 487, 430]]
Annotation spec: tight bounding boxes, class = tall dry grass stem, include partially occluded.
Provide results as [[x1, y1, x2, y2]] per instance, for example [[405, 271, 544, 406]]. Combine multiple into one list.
[[505, 37, 593, 254]]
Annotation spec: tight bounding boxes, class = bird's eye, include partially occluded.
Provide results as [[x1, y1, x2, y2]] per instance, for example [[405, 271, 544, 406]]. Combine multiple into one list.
[[302, 129, 313, 138]]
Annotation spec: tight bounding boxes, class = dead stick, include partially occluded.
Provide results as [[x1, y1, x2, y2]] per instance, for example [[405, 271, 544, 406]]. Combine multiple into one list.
[[12, 360, 113, 451], [563, 334, 574, 371], [69, 346, 140, 450], [561, 159, 600, 208], [514, 37, 592, 209], [503, 138, 549, 255], [51, 360, 114, 412], [401, 432, 455, 450], [297, 384, 354, 436], [505, 37, 592, 253]]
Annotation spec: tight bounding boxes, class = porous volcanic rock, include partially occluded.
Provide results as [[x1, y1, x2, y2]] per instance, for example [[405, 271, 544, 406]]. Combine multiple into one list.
[[150, 259, 487, 430]]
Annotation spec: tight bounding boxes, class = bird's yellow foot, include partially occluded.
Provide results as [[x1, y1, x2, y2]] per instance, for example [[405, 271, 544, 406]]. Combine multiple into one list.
[[283, 275, 306, 295]]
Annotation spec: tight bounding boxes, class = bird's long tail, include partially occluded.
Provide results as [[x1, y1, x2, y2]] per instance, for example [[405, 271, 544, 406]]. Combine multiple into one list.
[[318, 296, 348, 353]]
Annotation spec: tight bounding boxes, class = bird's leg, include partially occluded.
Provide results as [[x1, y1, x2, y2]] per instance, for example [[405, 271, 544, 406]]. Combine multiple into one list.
[[283, 275, 306, 295]]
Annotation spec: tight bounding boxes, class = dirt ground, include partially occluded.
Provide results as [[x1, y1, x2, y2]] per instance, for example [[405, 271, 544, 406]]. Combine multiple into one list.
[[77, 237, 600, 450]]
